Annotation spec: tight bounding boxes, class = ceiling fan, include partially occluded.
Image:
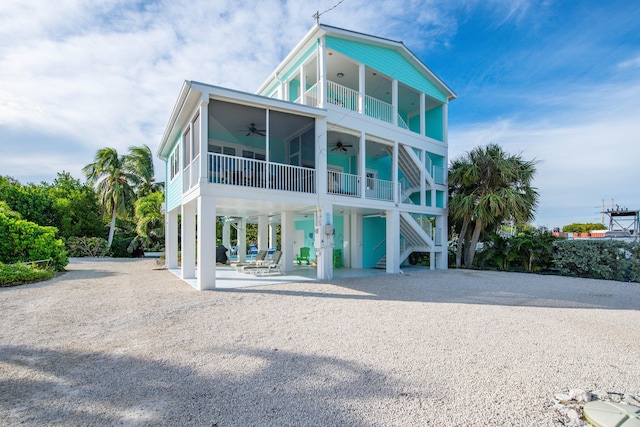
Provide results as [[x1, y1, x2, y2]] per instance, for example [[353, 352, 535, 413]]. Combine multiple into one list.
[[331, 141, 353, 152], [246, 123, 266, 137]]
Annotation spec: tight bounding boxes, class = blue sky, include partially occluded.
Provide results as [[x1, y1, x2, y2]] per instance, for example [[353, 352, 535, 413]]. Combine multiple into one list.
[[1, 0, 639, 228]]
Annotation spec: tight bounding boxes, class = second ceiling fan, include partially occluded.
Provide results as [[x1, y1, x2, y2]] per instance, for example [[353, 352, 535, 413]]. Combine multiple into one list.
[[331, 141, 353, 152]]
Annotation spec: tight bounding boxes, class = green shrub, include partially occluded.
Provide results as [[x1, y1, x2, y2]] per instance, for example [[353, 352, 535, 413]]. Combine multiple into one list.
[[65, 236, 109, 257], [0, 262, 55, 287], [553, 240, 640, 282], [0, 202, 68, 271]]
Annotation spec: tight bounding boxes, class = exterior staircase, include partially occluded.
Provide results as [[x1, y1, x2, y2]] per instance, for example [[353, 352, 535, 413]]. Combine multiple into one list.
[[375, 212, 438, 269], [386, 144, 435, 204]]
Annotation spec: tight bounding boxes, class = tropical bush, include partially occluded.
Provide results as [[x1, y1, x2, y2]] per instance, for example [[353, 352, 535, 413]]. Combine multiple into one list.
[[0, 262, 55, 287], [65, 236, 109, 257], [475, 228, 558, 272], [553, 240, 640, 282], [0, 202, 68, 271]]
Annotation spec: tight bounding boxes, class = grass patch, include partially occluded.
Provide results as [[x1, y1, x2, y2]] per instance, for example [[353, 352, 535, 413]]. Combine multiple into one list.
[[0, 262, 55, 287]]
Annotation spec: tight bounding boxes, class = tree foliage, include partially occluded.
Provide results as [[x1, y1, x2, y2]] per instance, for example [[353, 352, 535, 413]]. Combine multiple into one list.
[[83, 145, 162, 250], [0, 202, 68, 271], [449, 143, 539, 268], [0, 172, 104, 239], [562, 223, 607, 233]]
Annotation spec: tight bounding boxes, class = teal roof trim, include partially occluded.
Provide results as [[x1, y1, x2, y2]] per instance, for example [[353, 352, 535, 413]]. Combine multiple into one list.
[[326, 36, 447, 103]]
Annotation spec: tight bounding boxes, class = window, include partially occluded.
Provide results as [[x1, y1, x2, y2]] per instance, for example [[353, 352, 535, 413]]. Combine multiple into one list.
[[170, 146, 180, 181], [192, 113, 200, 158], [182, 128, 191, 168]]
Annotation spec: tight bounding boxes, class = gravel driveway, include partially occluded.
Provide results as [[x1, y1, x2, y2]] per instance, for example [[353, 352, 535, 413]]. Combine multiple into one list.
[[1, 257, 639, 426]]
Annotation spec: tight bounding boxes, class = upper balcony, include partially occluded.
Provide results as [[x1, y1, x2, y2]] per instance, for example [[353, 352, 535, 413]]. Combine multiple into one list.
[[269, 46, 446, 143]]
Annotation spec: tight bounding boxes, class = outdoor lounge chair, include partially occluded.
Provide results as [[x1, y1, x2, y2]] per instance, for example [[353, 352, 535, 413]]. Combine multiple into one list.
[[296, 247, 310, 265], [231, 250, 267, 272], [244, 250, 283, 276]]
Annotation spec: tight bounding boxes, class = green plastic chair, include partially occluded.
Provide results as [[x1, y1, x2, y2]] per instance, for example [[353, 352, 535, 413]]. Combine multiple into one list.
[[296, 247, 310, 265]]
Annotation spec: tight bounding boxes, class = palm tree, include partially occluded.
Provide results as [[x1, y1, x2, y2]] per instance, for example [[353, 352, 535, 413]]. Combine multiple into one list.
[[448, 143, 539, 268], [133, 191, 165, 250], [126, 144, 163, 197], [82, 148, 137, 249]]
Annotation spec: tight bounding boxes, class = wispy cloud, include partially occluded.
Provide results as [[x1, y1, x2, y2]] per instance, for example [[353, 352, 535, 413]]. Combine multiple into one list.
[[450, 78, 640, 226]]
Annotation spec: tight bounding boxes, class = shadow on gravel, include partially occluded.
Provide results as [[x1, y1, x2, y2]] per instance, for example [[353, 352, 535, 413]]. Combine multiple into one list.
[[224, 270, 640, 311], [0, 345, 414, 426]]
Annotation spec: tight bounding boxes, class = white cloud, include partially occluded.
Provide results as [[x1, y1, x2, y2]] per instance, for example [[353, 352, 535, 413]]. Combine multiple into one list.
[[618, 55, 640, 70], [449, 79, 640, 227]]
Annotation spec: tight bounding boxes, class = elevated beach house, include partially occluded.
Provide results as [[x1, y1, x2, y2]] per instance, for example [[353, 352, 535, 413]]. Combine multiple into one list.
[[157, 24, 456, 290]]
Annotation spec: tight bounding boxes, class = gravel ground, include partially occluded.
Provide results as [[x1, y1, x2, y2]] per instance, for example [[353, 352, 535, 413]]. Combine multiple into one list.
[[1, 257, 639, 426]]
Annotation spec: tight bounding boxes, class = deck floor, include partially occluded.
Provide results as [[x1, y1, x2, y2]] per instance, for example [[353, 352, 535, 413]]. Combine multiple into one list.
[[168, 262, 410, 289]]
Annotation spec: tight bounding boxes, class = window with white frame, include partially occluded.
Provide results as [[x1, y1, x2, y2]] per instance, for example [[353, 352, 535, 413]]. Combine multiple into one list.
[[170, 145, 180, 181]]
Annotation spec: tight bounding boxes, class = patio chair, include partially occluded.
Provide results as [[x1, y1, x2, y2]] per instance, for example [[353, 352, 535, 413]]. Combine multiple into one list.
[[296, 247, 310, 265], [245, 250, 283, 276], [231, 250, 267, 272]]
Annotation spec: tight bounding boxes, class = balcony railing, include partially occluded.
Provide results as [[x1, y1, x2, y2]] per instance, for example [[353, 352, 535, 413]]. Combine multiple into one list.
[[397, 114, 409, 130], [364, 95, 393, 124], [326, 80, 358, 112], [328, 171, 361, 198], [366, 177, 395, 202], [208, 153, 315, 194], [303, 83, 320, 107], [432, 165, 446, 185]]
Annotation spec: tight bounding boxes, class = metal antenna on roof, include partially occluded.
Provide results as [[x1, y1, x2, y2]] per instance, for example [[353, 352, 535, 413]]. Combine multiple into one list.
[[313, 0, 345, 24]]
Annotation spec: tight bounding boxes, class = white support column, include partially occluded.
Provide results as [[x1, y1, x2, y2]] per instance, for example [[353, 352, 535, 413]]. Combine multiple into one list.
[[350, 213, 363, 269], [392, 141, 399, 203], [199, 96, 209, 185], [269, 222, 277, 249], [197, 195, 216, 290], [430, 251, 436, 270], [299, 66, 306, 104], [420, 149, 426, 207], [181, 201, 196, 279], [281, 211, 294, 273], [315, 204, 334, 280], [392, 79, 398, 126], [282, 79, 289, 102], [166, 208, 179, 269], [385, 210, 400, 274], [238, 217, 247, 263], [222, 221, 231, 252], [420, 93, 426, 136], [316, 118, 328, 195], [258, 215, 269, 251], [358, 63, 365, 113], [342, 213, 351, 268], [359, 132, 366, 199], [265, 109, 270, 164], [436, 215, 448, 269], [318, 36, 327, 107]]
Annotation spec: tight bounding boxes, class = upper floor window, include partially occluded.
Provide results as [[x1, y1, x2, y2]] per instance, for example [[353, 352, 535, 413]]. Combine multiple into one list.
[[170, 145, 180, 181]]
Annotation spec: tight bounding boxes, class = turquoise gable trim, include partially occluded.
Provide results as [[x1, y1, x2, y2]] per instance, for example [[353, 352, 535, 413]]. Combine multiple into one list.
[[281, 44, 317, 82], [326, 36, 447, 103]]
